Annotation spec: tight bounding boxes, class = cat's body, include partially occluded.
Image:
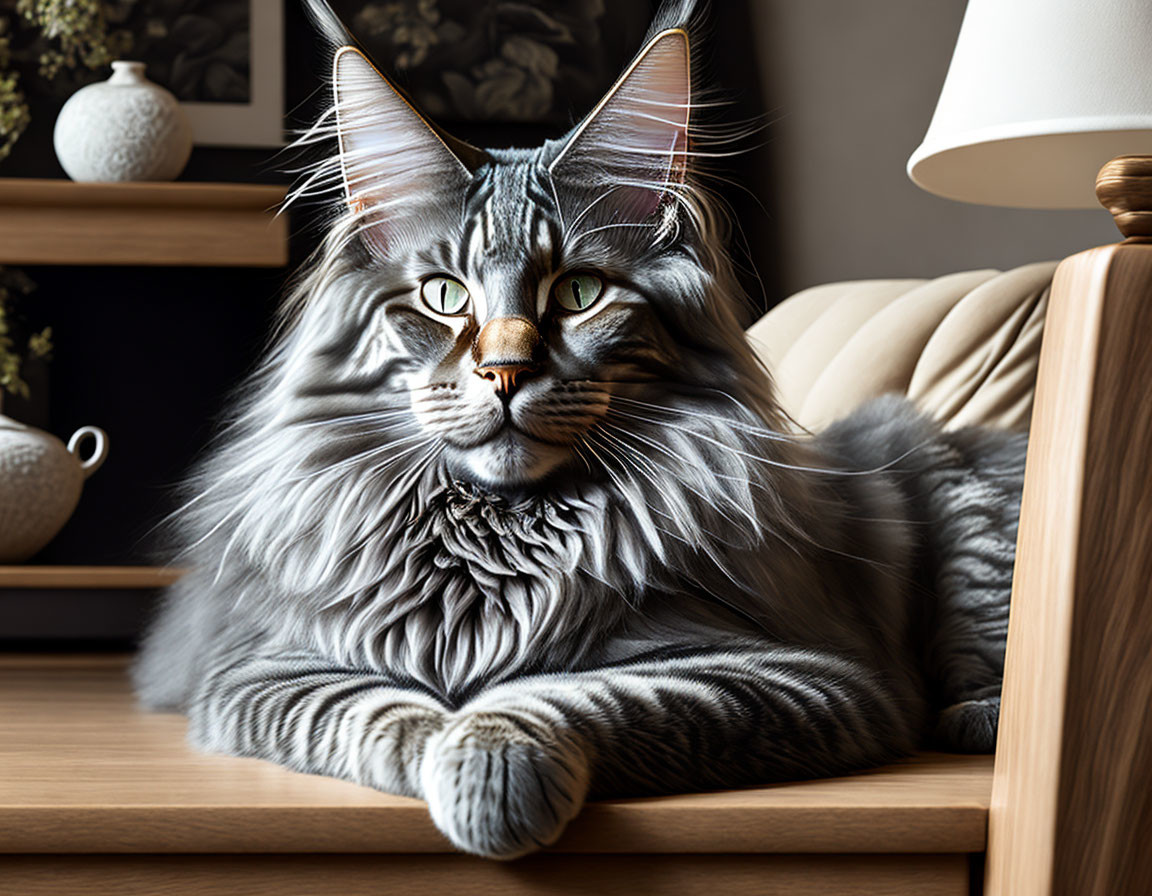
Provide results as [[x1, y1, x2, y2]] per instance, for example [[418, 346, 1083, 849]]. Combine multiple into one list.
[[134, 1, 1023, 858]]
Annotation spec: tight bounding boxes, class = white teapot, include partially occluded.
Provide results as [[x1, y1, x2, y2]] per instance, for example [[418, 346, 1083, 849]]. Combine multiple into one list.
[[0, 414, 108, 563]]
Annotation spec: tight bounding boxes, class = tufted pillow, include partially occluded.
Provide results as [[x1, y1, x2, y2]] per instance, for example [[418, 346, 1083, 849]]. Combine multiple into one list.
[[745, 262, 1056, 432]]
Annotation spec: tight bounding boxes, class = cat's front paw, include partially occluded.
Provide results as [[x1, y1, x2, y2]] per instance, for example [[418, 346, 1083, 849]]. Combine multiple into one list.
[[420, 712, 590, 859], [935, 695, 1000, 752]]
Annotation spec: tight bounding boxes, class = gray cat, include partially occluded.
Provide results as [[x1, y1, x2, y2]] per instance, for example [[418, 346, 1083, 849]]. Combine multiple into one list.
[[134, 0, 1024, 859]]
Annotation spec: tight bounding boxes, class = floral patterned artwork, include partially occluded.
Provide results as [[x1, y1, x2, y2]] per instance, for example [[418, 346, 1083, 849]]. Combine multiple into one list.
[[0, 0, 251, 104], [107, 0, 251, 103], [333, 0, 651, 124]]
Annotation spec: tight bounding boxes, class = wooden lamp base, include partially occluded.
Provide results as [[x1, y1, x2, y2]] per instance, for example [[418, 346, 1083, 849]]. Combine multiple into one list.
[[986, 156, 1152, 895]]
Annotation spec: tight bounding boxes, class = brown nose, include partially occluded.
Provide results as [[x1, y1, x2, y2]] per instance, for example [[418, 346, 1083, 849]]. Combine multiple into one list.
[[474, 317, 541, 397]]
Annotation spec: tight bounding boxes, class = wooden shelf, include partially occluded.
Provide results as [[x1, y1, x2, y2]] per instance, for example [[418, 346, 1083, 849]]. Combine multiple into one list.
[[0, 656, 989, 893], [0, 566, 184, 589], [0, 178, 289, 267], [0, 656, 993, 855]]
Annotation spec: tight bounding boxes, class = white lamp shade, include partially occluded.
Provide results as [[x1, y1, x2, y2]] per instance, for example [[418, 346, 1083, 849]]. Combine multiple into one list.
[[908, 0, 1152, 208]]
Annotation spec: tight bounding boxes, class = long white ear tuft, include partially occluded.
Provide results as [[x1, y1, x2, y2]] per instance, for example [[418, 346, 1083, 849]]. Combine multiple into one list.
[[333, 47, 470, 252], [549, 29, 691, 224]]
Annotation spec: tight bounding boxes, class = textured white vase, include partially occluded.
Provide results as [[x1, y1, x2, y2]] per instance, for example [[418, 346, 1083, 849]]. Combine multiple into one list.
[[0, 415, 108, 563], [54, 61, 193, 182]]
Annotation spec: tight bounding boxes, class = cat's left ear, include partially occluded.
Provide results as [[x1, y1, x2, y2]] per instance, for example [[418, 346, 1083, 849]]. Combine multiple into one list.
[[548, 29, 691, 222], [333, 47, 478, 254]]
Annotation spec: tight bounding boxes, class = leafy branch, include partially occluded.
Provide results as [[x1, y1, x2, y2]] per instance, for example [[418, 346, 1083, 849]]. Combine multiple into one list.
[[0, 0, 130, 163], [16, 0, 129, 79], [0, 265, 52, 399], [0, 15, 30, 162]]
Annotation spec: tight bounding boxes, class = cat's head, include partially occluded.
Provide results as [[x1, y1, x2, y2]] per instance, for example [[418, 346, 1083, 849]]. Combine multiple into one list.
[[279, 2, 779, 502]]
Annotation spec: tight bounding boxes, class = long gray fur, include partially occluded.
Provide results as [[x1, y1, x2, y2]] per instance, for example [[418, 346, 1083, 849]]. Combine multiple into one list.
[[134, 0, 1024, 859]]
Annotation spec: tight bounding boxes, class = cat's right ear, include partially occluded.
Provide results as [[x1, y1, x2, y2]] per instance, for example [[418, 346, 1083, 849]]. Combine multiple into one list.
[[547, 28, 691, 227], [333, 47, 473, 256]]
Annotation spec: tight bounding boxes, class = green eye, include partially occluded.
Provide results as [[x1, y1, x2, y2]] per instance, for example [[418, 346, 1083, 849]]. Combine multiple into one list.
[[421, 276, 470, 315], [553, 273, 604, 312]]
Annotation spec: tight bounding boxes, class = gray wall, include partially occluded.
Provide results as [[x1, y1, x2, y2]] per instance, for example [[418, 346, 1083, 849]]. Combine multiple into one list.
[[750, 0, 1118, 297]]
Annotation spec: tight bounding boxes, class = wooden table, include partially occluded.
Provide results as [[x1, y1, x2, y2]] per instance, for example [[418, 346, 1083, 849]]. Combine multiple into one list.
[[0, 656, 993, 895]]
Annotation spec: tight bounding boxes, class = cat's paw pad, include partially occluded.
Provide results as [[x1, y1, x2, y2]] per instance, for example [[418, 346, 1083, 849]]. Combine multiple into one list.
[[934, 696, 1000, 752], [421, 713, 589, 859]]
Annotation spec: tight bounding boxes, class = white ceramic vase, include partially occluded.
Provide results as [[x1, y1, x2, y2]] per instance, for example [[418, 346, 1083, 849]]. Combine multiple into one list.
[[54, 61, 192, 182], [0, 414, 109, 563]]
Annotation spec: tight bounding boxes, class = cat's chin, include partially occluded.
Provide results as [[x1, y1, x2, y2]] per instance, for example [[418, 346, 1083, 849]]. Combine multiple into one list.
[[447, 430, 573, 490]]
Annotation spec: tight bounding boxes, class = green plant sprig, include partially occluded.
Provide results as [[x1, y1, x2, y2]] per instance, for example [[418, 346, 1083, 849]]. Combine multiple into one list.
[[0, 265, 52, 400], [0, 0, 131, 163], [0, 16, 31, 163], [16, 0, 130, 80]]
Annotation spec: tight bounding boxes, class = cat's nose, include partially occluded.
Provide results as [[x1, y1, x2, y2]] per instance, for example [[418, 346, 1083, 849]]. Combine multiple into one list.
[[474, 317, 541, 397], [475, 362, 536, 396]]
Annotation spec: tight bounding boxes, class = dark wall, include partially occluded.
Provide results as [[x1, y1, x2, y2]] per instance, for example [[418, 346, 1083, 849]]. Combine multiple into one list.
[[4, 1, 331, 570], [0, 1, 774, 641]]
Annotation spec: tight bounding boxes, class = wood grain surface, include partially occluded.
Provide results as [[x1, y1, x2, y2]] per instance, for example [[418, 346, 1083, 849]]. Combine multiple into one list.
[[0, 853, 970, 896], [0, 657, 992, 856], [986, 239, 1152, 895], [0, 566, 184, 589], [0, 178, 288, 267], [1095, 156, 1152, 239]]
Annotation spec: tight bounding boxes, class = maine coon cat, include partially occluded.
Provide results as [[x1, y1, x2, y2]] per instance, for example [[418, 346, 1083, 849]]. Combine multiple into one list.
[[134, 0, 1024, 859]]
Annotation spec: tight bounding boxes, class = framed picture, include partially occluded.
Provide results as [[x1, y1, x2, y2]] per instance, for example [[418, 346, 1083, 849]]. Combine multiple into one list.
[[112, 0, 285, 147], [329, 0, 651, 127]]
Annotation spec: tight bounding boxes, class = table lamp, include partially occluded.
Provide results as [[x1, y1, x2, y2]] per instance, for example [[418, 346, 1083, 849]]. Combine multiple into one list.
[[909, 0, 1152, 208], [907, 3, 1152, 895]]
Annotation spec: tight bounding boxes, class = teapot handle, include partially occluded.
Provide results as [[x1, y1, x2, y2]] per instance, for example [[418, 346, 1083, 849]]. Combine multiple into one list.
[[67, 426, 109, 479]]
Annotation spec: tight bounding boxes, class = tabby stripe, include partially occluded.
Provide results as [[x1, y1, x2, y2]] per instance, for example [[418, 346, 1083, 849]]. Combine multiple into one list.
[[190, 647, 446, 796], [456, 647, 910, 791]]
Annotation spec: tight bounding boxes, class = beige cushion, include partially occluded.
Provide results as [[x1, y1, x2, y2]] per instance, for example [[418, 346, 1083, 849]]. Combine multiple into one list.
[[746, 262, 1057, 432]]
